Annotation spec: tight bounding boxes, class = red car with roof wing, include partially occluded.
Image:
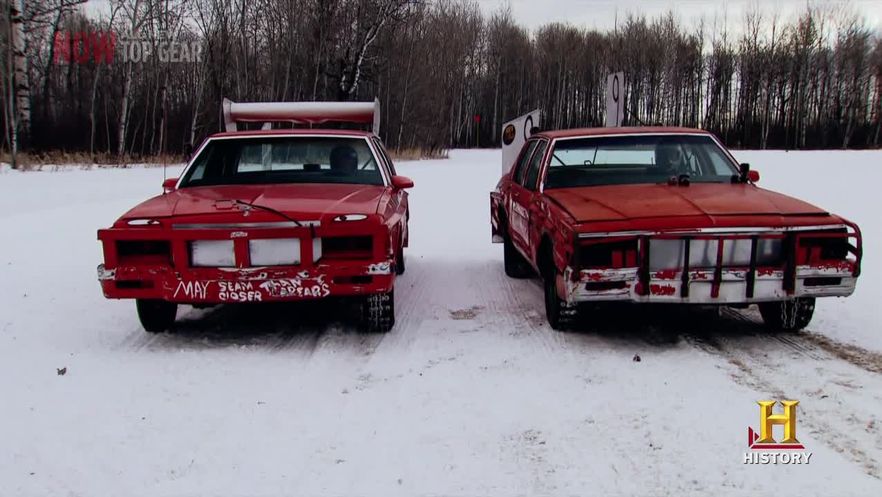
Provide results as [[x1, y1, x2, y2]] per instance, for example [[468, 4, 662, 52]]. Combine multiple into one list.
[[98, 99, 412, 333], [491, 127, 861, 331]]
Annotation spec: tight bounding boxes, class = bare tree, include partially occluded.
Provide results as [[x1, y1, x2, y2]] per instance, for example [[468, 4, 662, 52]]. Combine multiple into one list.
[[2, 0, 880, 161]]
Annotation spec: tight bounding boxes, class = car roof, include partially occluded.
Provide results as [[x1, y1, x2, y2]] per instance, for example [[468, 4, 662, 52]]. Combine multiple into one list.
[[207, 129, 375, 139], [534, 126, 712, 140]]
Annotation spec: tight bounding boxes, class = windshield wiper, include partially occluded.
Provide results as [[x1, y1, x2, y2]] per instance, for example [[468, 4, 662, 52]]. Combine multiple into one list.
[[230, 199, 316, 237]]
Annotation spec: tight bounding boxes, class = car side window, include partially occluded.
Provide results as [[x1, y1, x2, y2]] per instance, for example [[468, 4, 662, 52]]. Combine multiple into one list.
[[512, 141, 539, 185], [523, 141, 548, 190]]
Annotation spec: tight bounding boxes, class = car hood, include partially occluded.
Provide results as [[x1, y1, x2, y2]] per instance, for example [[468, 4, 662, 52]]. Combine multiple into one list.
[[120, 183, 387, 222], [544, 183, 829, 224]]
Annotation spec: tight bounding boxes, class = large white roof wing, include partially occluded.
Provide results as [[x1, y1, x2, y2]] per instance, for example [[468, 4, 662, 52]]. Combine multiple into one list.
[[222, 98, 381, 134]]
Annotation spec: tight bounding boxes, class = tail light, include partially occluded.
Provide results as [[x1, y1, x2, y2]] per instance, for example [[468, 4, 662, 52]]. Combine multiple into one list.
[[116, 240, 171, 265], [321, 236, 373, 260]]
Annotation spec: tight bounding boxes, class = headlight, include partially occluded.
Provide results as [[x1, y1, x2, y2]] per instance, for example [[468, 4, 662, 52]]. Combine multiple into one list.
[[333, 214, 368, 222], [190, 240, 235, 267], [249, 238, 301, 266]]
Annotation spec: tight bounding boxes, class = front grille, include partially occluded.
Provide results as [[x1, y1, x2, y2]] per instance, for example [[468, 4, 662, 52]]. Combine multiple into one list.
[[649, 238, 782, 271]]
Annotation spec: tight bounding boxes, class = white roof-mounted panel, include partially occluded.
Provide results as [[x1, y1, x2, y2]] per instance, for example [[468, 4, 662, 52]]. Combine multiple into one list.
[[222, 98, 381, 134]]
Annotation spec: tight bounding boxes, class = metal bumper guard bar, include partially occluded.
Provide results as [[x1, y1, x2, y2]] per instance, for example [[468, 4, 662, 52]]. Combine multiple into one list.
[[574, 222, 862, 302]]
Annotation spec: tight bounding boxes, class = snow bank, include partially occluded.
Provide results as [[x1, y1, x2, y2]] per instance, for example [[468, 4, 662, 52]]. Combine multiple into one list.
[[732, 150, 881, 352]]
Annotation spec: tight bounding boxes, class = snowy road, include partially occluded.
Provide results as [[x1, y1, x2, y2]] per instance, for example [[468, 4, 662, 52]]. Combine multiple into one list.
[[1, 150, 881, 496]]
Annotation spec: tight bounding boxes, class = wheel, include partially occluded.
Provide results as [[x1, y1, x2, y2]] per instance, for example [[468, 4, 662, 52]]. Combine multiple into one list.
[[360, 289, 395, 333], [758, 298, 815, 331], [136, 299, 177, 333], [395, 243, 406, 275], [504, 235, 532, 278], [544, 272, 578, 331]]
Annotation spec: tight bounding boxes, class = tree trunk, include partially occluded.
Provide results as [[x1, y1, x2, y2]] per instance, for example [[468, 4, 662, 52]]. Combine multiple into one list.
[[10, 0, 30, 150], [117, 61, 133, 158]]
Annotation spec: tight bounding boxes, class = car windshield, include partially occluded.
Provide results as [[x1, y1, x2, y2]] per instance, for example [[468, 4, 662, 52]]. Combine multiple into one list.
[[544, 134, 739, 189], [179, 136, 383, 187]]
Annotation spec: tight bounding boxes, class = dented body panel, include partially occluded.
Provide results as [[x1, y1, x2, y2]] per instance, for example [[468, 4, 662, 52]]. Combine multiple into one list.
[[98, 130, 409, 306], [491, 127, 862, 306]]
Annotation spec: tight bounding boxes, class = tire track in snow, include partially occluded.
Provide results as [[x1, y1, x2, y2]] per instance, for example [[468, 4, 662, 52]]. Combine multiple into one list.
[[681, 309, 882, 479], [719, 307, 882, 375], [387, 256, 435, 348], [801, 333, 882, 375]]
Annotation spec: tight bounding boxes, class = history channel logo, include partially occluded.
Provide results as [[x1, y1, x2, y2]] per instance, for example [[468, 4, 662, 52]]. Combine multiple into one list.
[[744, 400, 812, 465]]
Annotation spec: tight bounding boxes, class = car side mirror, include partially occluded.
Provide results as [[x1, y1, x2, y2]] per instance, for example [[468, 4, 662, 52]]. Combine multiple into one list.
[[391, 175, 414, 190], [162, 177, 179, 193], [739, 163, 755, 183]]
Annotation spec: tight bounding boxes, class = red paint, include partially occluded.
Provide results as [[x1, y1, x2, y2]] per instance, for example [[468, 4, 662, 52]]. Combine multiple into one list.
[[544, 183, 827, 225], [650, 284, 677, 296], [812, 261, 855, 272], [489, 126, 862, 305], [654, 269, 678, 280], [535, 126, 705, 140], [98, 129, 409, 304]]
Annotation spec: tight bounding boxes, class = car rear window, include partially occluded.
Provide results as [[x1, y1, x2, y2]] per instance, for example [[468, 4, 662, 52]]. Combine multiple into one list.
[[180, 136, 383, 187], [545, 134, 739, 189]]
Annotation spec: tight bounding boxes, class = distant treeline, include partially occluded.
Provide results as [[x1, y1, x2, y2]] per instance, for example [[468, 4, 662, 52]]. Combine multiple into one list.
[[1, 0, 881, 163]]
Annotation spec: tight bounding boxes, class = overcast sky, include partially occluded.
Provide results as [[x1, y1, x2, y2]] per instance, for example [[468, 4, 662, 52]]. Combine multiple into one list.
[[84, 0, 881, 33], [478, 0, 880, 33]]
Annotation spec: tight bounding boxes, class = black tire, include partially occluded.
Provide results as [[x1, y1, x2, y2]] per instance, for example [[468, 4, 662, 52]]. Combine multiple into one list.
[[395, 243, 406, 275], [544, 272, 578, 331], [758, 298, 815, 331], [360, 290, 395, 333], [504, 235, 532, 278], [136, 299, 177, 333]]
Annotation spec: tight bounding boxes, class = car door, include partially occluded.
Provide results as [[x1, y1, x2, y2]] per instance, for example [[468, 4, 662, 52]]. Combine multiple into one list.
[[510, 139, 548, 256], [506, 140, 539, 249]]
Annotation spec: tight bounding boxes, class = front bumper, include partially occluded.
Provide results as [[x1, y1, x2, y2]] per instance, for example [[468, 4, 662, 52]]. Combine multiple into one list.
[[560, 223, 862, 305], [98, 260, 394, 303], [559, 264, 858, 304]]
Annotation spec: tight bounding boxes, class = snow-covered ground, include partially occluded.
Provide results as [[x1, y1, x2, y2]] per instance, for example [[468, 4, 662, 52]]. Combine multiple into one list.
[[1, 149, 880, 496]]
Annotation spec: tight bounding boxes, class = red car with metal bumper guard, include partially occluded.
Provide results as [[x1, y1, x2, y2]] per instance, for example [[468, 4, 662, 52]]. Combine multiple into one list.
[[491, 127, 861, 331], [98, 99, 412, 333]]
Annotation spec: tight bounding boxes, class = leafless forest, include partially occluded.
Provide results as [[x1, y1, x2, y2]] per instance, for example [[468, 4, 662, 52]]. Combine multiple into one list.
[[1, 0, 881, 165]]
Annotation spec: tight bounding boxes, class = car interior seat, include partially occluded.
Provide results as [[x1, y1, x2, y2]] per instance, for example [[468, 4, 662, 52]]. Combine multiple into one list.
[[329, 145, 359, 175], [654, 143, 684, 175]]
